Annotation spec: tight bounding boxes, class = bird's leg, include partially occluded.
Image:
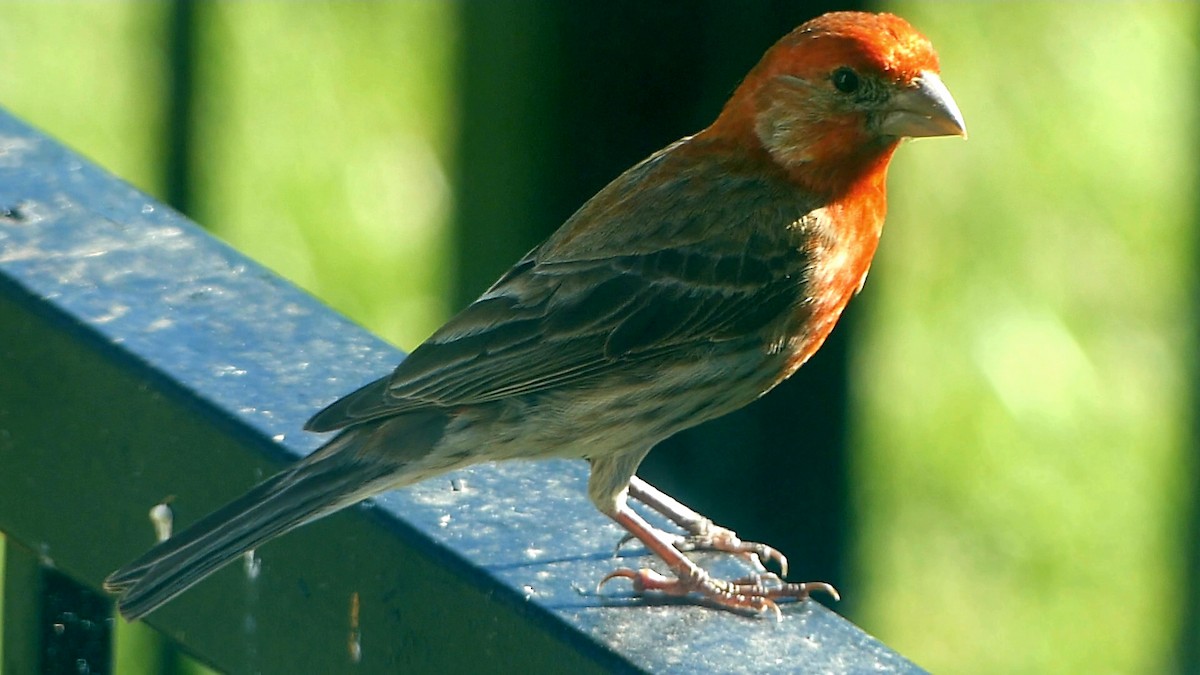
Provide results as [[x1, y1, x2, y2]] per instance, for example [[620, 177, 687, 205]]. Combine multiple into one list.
[[624, 475, 789, 575], [599, 500, 838, 617]]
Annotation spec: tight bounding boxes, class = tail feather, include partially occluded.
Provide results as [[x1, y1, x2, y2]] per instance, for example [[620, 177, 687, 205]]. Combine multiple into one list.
[[104, 436, 398, 620]]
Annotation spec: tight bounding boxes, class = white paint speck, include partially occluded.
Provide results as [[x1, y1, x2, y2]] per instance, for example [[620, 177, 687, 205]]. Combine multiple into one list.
[[150, 503, 173, 542], [243, 549, 261, 581]]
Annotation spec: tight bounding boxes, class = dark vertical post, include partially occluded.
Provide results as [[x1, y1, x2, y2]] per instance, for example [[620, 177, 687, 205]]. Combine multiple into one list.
[[452, 0, 862, 597], [450, 2, 559, 305], [1177, 14, 1200, 668], [163, 0, 197, 217], [119, 3, 200, 671], [2, 538, 41, 674], [39, 570, 113, 675], [1, 538, 114, 675], [1177, 69, 1200, 669]]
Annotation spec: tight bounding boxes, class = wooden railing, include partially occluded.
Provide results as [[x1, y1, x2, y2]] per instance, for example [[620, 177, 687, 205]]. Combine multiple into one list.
[[0, 108, 922, 673]]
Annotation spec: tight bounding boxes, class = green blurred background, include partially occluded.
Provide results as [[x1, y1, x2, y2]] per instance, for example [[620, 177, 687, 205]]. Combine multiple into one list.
[[0, 1, 1196, 673]]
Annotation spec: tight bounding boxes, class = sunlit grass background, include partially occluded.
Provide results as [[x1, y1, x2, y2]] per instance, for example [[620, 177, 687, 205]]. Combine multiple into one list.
[[0, 2, 1196, 673]]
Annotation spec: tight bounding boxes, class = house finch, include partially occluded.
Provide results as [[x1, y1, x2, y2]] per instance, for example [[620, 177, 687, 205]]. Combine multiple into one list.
[[106, 11, 964, 619]]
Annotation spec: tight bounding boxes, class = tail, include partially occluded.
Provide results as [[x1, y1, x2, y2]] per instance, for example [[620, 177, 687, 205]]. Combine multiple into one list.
[[104, 429, 404, 621]]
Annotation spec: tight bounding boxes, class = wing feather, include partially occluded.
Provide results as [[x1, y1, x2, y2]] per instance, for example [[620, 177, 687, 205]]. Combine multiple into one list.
[[306, 138, 817, 433]]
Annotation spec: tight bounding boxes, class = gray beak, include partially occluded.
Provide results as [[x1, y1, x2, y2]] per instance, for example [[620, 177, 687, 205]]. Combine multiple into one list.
[[879, 71, 967, 139]]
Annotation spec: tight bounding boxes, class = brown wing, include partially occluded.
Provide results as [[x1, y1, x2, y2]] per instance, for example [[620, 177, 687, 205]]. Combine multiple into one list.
[[306, 140, 816, 433]]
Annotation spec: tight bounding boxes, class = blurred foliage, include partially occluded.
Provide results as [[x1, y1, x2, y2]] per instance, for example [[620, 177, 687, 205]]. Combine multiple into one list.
[[0, 1, 455, 352], [190, 2, 456, 350], [0, 1, 454, 672], [0, 1, 1196, 674], [863, 2, 1197, 673], [0, 2, 170, 197]]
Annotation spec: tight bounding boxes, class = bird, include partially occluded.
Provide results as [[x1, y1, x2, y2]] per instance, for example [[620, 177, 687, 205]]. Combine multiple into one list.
[[105, 10, 965, 620]]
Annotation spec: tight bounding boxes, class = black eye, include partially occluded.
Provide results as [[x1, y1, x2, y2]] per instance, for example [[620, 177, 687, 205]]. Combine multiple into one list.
[[831, 67, 860, 94]]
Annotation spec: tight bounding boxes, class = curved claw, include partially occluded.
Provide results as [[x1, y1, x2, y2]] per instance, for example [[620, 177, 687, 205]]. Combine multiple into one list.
[[599, 567, 690, 596], [599, 566, 833, 620], [603, 491, 831, 619], [612, 532, 638, 555], [614, 528, 791, 576], [784, 580, 840, 603], [672, 529, 789, 577], [597, 567, 646, 593]]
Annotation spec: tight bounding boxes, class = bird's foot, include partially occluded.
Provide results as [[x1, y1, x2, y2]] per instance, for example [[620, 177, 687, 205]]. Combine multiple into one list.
[[672, 525, 789, 576], [622, 476, 788, 573], [599, 566, 838, 619], [615, 523, 788, 575], [606, 480, 836, 617]]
